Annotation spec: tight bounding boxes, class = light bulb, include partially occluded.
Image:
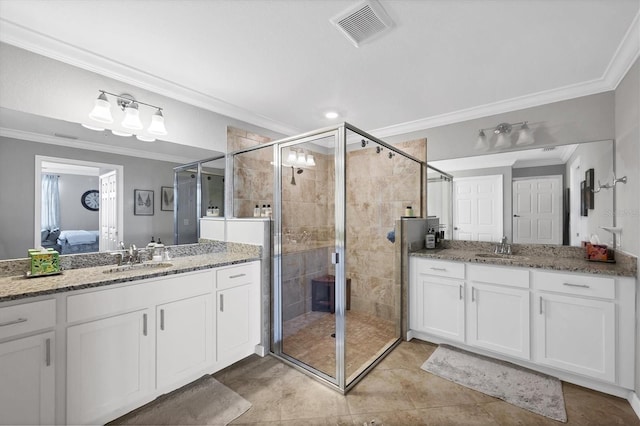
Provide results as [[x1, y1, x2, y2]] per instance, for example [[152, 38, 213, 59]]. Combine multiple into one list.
[[287, 149, 298, 163], [297, 151, 306, 165], [147, 109, 167, 136], [136, 134, 156, 142], [111, 129, 132, 137], [81, 123, 105, 131], [515, 122, 534, 146], [474, 130, 488, 151], [121, 102, 143, 130], [306, 154, 316, 166], [495, 132, 511, 149], [89, 92, 113, 124]]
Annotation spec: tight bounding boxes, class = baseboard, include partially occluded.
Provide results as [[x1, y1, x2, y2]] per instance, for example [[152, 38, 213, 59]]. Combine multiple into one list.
[[628, 391, 640, 420], [254, 344, 267, 357], [406, 330, 415, 341]]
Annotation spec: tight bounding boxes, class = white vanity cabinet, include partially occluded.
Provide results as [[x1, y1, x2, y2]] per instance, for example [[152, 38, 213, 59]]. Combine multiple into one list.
[[215, 262, 261, 368], [409, 258, 465, 342], [66, 308, 152, 425], [409, 256, 636, 394], [532, 270, 626, 384], [467, 264, 530, 360], [66, 270, 215, 425], [0, 299, 56, 426]]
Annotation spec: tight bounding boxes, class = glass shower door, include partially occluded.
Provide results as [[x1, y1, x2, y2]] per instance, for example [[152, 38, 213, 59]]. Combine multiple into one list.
[[277, 131, 341, 383]]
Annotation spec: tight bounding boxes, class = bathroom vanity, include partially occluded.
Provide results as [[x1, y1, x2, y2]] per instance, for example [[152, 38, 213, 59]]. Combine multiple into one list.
[[408, 244, 637, 398], [0, 246, 261, 425]]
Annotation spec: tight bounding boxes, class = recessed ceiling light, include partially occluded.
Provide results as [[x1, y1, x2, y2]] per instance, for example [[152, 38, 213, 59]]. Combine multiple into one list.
[[325, 111, 339, 119]]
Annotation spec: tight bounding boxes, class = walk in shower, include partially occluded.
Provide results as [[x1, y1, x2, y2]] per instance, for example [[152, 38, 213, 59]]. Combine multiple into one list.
[[229, 123, 424, 392]]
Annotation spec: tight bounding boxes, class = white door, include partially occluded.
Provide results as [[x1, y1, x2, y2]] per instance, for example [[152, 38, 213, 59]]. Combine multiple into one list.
[[67, 310, 152, 425], [0, 332, 55, 425], [217, 283, 259, 365], [156, 294, 212, 390], [467, 283, 530, 360], [410, 275, 465, 342], [535, 293, 615, 382], [512, 176, 562, 244], [100, 170, 118, 251], [453, 175, 503, 242]]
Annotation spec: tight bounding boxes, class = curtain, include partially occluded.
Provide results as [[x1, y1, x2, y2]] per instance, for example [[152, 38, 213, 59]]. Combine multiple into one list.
[[42, 174, 60, 230]]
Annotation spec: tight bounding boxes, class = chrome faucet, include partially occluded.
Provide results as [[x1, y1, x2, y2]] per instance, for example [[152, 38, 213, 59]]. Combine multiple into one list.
[[494, 236, 512, 255]]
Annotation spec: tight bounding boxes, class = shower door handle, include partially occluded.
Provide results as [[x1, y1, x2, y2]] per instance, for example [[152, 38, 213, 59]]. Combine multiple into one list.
[[331, 252, 339, 264]]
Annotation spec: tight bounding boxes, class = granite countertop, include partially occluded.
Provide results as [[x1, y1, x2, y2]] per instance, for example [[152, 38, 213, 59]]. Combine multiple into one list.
[[0, 250, 260, 303], [410, 244, 636, 277]]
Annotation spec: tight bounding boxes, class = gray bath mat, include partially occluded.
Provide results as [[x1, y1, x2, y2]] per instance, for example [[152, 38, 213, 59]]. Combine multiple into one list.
[[110, 375, 252, 425], [421, 345, 567, 422]]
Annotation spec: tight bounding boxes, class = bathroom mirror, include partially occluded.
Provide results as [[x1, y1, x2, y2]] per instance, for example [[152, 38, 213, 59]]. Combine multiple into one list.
[[427, 140, 614, 247], [0, 108, 222, 260]]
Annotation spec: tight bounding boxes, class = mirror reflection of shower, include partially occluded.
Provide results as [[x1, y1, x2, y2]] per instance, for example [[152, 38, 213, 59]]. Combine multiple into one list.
[[290, 166, 303, 185]]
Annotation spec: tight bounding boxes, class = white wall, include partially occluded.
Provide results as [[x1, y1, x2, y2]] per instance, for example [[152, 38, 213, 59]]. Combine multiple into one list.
[[58, 174, 99, 231], [614, 58, 639, 397]]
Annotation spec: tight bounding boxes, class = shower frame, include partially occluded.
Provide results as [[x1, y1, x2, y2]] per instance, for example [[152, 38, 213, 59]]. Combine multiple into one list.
[[226, 122, 426, 393]]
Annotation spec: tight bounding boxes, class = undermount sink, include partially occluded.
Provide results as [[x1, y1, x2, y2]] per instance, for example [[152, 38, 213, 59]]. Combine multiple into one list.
[[103, 262, 173, 274], [475, 253, 529, 261]]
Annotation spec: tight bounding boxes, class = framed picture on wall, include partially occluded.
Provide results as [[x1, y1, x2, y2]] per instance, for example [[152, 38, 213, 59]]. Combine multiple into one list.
[[585, 168, 595, 209], [161, 186, 174, 211], [580, 181, 588, 217], [134, 189, 154, 216]]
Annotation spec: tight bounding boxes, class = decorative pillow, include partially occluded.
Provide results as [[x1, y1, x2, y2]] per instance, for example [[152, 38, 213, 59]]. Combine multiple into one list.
[[47, 229, 61, 243], [41, 229, 49, 243]]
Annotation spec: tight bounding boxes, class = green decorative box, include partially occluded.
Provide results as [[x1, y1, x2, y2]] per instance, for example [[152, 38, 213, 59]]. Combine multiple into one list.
[[28, 248, 60, 276]]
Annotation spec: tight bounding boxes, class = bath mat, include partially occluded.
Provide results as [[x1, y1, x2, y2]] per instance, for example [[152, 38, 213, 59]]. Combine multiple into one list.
[[421, 345, 567, 422], [109, 375, 252, 425]]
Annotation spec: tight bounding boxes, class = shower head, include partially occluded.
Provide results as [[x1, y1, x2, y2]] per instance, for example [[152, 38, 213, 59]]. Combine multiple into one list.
[[296, 168, 304, 174]]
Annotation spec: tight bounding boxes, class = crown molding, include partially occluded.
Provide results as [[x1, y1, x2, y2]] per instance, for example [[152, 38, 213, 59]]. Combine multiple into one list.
[[0, 127, 198, 164], [371, 10, 640, 140], [0, 19, 300, 137]]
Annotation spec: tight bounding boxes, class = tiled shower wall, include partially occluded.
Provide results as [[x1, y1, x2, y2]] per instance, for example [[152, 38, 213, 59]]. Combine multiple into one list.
[[345, 139, 426, 322]]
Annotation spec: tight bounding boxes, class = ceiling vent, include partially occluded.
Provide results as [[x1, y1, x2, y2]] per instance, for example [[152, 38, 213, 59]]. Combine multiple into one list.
[[330, 0, 393, 47], [542, 147, 556, 152]]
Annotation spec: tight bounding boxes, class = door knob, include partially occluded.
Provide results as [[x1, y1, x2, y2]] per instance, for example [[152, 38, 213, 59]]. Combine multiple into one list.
[[513, 214, 520, 217]]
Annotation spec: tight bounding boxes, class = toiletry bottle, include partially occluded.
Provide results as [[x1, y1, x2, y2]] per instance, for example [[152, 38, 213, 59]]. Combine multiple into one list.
[[261, 204, 267, 217], [405, 206, 413, 217], [254, 205, 261, 217], [267, 204, 272, 218], [425, 228, 435, 249]]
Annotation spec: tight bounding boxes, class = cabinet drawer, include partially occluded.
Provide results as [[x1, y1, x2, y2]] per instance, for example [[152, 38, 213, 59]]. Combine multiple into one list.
[[67, 271, 213, 323], [216, 262, 259, 290], [0, 299, 55, 340], [533, 271, 615, 300], [413, 258, 464, 280], [468, 264, 529, 289]]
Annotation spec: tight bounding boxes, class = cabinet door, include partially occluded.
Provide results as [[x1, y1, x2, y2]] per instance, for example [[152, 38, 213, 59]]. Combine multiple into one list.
[[216, 282, 259, 365], [410, 275, 465, 342], [534, 293, 615, 382], [67, 309, 152, 425], [0, 332, 54, 425], [156, 294, 212, 389], [468, 282, 530, 359]]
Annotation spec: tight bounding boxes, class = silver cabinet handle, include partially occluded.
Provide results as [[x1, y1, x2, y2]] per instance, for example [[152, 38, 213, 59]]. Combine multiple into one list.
[[0, 318, 27, 327], [471, 287, 475, 302], [459, 285, 463, 300], [430, 267, 446, 271], [229, 273, 246, 279], [160, 309, 165, 331], [539, 296, 543, 315], [45, 338, 51, 367], [220, 294, 224, 312], [143, 313, 147, 336], [563, 283, 590, 288]]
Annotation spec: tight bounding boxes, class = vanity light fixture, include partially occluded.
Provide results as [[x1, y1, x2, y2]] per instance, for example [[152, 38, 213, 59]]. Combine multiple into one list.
[[87, 90, 167, 140], [475, 121, 534, 151], [284, 148, 316, 168]]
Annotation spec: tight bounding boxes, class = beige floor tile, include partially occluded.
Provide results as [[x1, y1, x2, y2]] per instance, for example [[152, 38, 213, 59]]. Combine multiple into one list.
[[480, 400, 558, 425], [346, 369, 415, 414], [413, 404, 500, 425], [279, 374, 350, 421], [375, 340, 436, 371], [562, 383, 640, 425]]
